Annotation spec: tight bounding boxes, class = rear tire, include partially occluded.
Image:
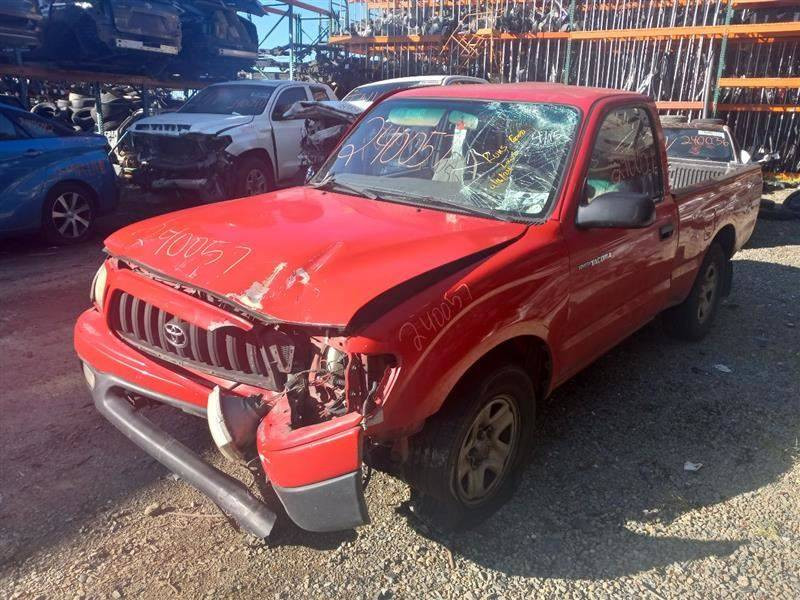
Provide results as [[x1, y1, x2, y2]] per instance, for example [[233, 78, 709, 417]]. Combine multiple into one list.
[[405, 364, 536, 530], [41, 183, 96, 245], [664, 243, 727, 341]]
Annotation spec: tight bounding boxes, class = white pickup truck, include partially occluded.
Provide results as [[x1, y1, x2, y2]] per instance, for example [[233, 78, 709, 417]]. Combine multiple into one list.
[[126, 80, 336, 200]]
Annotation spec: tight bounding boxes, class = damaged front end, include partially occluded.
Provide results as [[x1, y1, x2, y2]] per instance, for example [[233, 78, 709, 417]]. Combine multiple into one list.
[[84, 259, 399, 534], [128, 132, 233, 201], [203, 329, 395, 532]]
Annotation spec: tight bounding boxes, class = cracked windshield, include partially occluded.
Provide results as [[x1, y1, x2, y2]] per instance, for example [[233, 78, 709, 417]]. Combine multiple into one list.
[[312, 99, 580, 220]]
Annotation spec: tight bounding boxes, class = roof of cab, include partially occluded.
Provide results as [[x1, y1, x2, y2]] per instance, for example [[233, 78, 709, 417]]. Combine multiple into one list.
[[207, 79, 301, 88], [395, 83, 648, 110]]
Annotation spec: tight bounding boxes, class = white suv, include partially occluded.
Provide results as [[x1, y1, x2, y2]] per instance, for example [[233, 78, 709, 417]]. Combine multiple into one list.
[[128, 80, 336, 199]]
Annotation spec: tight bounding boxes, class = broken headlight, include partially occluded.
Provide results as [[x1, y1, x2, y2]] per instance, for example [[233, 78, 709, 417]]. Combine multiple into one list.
[[90, 262, 108, 310], [277, 332, 398, 429]]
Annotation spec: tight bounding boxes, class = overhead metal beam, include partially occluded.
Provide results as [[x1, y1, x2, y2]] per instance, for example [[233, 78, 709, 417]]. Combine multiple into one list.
[[658, 101, 800, 113], [718, 76, 800, 88], [0, 62, 213, 90], [264, 0, 332, 17], [262, 5, 288, 16]]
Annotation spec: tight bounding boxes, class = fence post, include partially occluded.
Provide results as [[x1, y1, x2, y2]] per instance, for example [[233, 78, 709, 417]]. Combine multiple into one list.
[[94, 83, 104, 134], [289, 4, 295, 80], [14, 50, 29, 109], [712, 0, 735, 117], [561, 0, 577, 85]]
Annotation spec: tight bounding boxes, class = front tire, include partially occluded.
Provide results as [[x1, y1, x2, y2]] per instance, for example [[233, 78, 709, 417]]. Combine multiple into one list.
[[405, 365, 536, 530], [234, 155, 274, 198], [41, 183, 96, 245], [664, 243, 727, 341]]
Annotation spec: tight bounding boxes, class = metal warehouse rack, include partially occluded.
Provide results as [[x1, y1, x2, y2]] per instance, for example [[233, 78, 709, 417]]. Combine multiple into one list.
[[327, 0, 800, 172], [0, 63, 213, 90], [258, 0, 340, 78], [0, 56, 217, 131]]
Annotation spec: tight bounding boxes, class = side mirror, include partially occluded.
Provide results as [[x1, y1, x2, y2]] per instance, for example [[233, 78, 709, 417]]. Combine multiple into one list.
[[576, 192, 656, 229], [740, 149, 751, 164]]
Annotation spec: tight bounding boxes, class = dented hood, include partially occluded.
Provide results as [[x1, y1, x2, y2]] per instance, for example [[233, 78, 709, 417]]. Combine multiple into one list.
[[131, 113, 254, 137], [105, 187, 527, 327]]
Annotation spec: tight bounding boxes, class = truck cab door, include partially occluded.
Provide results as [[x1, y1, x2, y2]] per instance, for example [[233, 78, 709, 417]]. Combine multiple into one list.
[[560, 105, 678, 375], [269, 85, 310, 183]]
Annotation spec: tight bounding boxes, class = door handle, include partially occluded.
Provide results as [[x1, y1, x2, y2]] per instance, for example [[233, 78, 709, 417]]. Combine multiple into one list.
[[24, 149, 42, 158], [659, 223, 675, 240]]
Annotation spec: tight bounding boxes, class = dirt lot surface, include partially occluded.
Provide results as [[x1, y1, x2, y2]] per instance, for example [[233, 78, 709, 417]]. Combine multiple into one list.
[[1, 187, 798, 599]]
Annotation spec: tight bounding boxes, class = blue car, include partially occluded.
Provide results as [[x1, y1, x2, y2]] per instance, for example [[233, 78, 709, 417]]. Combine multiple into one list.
[[0, 105, 118, 244]]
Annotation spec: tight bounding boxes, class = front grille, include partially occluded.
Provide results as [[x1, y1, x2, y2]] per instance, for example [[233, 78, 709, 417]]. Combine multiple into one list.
[[134, 134, 204, 162], [110, 291, 289, 391]]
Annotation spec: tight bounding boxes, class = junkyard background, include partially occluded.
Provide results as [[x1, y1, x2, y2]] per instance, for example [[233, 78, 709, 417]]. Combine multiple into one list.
[[0, 187, 798, 598], [2, 0, 800, 597], [2, 1, 800, 172]]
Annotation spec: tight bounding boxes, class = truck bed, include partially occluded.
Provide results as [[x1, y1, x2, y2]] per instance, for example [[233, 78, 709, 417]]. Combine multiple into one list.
[[668, 157, 760, 195]]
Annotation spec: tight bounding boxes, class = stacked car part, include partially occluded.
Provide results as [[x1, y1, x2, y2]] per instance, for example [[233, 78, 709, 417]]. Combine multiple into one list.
[[174, 0, 260, 79], [33, 0, 182, 76], [1, 1, 262, 80], [0, 1, 42, 52], [331, 0, 800, 173]]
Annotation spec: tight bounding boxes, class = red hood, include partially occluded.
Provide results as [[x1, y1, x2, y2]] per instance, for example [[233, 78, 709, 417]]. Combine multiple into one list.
[[105, 187, 527, 327]]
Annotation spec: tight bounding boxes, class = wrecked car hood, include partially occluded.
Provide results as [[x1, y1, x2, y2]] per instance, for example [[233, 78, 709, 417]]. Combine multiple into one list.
[[343, 100, 372, 112], [131, 113, 254, 137], [283, 100, 364, 122], [105, 187, 527, 327]]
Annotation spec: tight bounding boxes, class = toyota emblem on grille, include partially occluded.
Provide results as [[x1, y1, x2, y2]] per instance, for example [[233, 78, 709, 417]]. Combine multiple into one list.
[[164, 321, 188, 348]]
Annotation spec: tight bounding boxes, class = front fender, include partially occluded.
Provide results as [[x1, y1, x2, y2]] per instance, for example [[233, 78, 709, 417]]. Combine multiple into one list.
[[349, 221, 570, 436]]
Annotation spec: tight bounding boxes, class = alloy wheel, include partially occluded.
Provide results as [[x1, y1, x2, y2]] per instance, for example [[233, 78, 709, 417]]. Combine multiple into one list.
[[455, 394, 519, 505], [51, 191, 92, 240], [245, 168, 268, 195], [697, 262, 719, 323]]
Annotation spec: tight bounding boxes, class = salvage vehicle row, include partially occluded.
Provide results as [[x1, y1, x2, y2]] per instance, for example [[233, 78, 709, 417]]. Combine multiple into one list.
[[124, 75, 489, 195], [1, 0, 262, 79]]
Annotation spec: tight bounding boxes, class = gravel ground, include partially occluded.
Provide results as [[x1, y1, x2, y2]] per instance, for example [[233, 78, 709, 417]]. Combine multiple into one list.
[[0, 186, 798, 599]]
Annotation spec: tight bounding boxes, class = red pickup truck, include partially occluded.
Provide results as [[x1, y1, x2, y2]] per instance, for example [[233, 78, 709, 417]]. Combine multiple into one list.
[[74, 84, 762, 538]]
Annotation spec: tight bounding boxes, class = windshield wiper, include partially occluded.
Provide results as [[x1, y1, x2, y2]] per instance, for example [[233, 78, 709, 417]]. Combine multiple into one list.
[[361, 187, 513, 222], [308, 175, 378, 200], [310, 178, 514, 222]]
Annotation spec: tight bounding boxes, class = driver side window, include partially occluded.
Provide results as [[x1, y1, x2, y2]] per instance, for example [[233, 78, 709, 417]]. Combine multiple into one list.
[[585, 106, 661, 203], [271, 87, 308, 121]]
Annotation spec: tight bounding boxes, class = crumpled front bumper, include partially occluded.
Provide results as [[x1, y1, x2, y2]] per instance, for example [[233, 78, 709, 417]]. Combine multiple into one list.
[[88, 366, 277, 537], [75, 307, 370, 537], [83, 364, 370, 536]]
